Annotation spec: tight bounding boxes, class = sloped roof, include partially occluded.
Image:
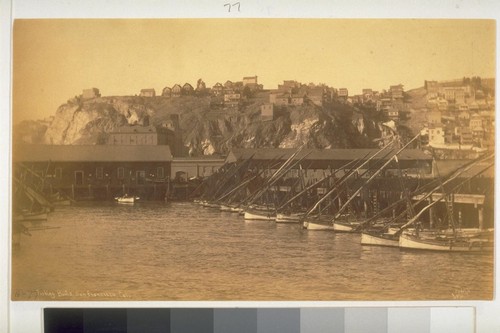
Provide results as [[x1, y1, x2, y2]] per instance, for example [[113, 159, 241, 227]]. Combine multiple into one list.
[[14, 144, 173, 162], [226, 148, 432, 163], [111, 125, 157, 134]]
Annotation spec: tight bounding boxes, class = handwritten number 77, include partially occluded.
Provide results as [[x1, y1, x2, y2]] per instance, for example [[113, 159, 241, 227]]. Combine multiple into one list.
[[224, 2, 240, 12]]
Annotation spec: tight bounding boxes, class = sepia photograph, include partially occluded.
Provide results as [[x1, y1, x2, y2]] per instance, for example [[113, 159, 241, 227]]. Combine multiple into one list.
[[11, 18, 495, 302]]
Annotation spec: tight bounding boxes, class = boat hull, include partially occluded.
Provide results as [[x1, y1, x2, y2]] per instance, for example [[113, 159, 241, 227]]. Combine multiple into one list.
[[361, 232, 399, 247], [115, 196, 139, 204], [275, 213, 302, 223], [333, 221, 361, 233], [399, 232, 493, 252], [219, 204, 243, 213], [202, 201, 220, 209], [303, 220, 334, 230], [244, 210, 276, 221]]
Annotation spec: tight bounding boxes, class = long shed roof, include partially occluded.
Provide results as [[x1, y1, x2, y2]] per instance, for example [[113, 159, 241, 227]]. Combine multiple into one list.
[[226, 148, 432, 163], [14, 144, 173, 162]]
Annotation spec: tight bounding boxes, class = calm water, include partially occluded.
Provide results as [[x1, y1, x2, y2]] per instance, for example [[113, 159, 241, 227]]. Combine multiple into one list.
[[12, 202, 493, 301]]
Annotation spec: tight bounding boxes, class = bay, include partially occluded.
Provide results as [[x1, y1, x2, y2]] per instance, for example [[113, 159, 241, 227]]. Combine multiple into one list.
[[12, 202, 493, 301]]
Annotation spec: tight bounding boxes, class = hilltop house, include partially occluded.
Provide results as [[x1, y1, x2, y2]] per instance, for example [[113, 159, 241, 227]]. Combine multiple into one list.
[[140, 89, 156, 97], [243, 76, 262, 91], [243, 76, 258, 86], [224, 93, 241, 107], [278, 80, 300, 93], [161, 87, 172, 98], [212, 83, 224, 96], [82, 88, 101, 100], [172, 84, 182, 97], [390, 84, 404, 99], [338, 88, 349, 100], [182, 83, 194, 95]]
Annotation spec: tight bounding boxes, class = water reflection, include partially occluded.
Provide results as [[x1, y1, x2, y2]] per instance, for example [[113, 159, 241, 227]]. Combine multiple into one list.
[[12, 202, 493, 301]]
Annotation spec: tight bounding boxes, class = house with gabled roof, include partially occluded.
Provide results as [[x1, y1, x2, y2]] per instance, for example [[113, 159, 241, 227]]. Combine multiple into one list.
[[161, 86, 172, 97], [172, 84, 182, 97], [182, 83, 194, 95], [212, 82, 224, 96]]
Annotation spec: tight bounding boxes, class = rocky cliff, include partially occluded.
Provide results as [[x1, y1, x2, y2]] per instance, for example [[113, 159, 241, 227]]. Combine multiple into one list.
[[14, 92, 395, 155]]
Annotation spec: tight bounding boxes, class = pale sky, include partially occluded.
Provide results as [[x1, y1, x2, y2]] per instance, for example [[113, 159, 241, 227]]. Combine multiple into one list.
[[13, 19, 496, 123]]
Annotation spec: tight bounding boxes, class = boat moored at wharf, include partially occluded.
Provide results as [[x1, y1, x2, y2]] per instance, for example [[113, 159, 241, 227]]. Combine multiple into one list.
[[360, 151, 495, 252], [398, 231, 493, 252]]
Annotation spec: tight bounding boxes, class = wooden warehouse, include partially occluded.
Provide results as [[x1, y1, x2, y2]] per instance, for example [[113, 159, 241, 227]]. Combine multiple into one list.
[[13, 144, 173, 201]]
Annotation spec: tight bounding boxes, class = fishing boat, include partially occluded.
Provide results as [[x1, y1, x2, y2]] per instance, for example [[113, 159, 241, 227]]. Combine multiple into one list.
[[244, 208, 276, 221], [114, 194, 139, 204], [333, 220, 363, 233], [394, 152, 495, 252], [275, 212, 303, 223], [360, 230, 400, 247], [220, 204, 243, 213], [302, 219, 334, 230], [399, 230, 492, 252], [202, 201, 220, 209], [219, 204, 233, 212]]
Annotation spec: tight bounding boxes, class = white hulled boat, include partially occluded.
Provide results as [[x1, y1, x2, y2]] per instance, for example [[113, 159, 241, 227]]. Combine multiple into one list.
[[399, 231, 493, 252], [333, 220, 362, 233], [275, 212, 303, 223], [115, 195, 139, 204], [244, 208, 276, 221], [360, 231, 400, 247], [302, 219, 334, 230]]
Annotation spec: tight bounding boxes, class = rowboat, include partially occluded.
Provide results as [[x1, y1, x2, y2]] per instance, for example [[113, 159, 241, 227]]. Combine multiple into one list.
[[115, 195, 139, 204]]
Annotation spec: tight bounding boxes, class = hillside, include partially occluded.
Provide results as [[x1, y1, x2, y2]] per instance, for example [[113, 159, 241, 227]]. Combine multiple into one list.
[[14, 91, 397, 155]]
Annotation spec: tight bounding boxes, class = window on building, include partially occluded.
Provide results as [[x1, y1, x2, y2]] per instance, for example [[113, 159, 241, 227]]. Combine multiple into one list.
[[55, 167, 62, 179], [96, 167, 104, 179], [117, 167, 125, 179], [136, 170, 146, 185], [157, 167, 164, 179], [75, 171, 84, 185]]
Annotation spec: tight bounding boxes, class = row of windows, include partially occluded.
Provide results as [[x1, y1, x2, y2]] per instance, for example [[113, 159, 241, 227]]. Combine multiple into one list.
[[53, 167, 165, 179]]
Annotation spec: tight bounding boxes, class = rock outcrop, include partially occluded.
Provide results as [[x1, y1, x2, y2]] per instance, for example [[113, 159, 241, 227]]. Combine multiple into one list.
[[14, 92, 393, 155]]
